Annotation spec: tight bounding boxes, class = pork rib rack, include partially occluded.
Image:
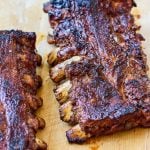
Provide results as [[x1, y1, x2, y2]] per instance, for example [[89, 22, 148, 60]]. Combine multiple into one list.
[[44, 0, 150, 143], [0, 30, 47, 149]]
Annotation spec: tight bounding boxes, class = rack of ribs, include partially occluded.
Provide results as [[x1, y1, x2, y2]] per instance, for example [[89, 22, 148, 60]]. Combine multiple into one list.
[[0, 30, 47, 149], [44, 0, 150, 143]]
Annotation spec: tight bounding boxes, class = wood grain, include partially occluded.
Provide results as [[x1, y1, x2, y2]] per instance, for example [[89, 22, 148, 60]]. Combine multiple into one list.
[[0, 0, 149, 150]]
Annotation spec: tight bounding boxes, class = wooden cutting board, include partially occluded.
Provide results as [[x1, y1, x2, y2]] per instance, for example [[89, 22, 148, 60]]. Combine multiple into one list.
[[0, 0, 149, 150]]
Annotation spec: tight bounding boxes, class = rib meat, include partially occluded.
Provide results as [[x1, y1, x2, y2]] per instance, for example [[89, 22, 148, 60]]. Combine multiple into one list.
[[0, 30, 47, 149], [44, 0, 150, 143]]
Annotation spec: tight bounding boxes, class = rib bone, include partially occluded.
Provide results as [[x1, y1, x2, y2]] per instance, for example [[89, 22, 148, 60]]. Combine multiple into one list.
[[59, 101, 73, 122], [50, 56, 81, 82], [36, 138, 47, 150], [27, 117, 45, 131], [54, 80, 72, 104], [59, 101, 74, 124], [66, 125, 91, 143], [48, 47, 60, 65], [28, 95, 43, 111]]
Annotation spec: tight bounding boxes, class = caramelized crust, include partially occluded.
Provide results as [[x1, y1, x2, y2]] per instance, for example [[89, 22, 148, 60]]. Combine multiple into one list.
[[0, 30, 47, 149], [44, 0, 150, 143]]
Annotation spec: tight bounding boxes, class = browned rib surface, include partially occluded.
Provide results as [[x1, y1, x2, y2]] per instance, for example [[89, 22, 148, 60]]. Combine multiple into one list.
[[0, 30, 47, 149], [44, 0, 150, 143]]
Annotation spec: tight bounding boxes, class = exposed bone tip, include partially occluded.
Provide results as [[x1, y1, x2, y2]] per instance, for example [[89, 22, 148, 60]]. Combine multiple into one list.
[[28, 117, 45, 131], [66, 125, 91, 143], [47, 48, 60, 65], [50, 68, 65, 83], [36, 138, 47, 150], [59, 101, 74, 124], [28, 96, 43, 111], [54, 80, 72, 104], [50, 56, 81, 82]]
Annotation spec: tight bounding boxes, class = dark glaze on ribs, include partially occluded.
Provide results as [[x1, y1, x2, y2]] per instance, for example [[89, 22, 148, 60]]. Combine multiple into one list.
[[44, 0, 150, 143], [0, 30, 47, 149]]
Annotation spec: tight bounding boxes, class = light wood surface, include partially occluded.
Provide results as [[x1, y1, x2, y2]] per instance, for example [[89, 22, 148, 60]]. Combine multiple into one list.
[[0, 0, 149, 150]]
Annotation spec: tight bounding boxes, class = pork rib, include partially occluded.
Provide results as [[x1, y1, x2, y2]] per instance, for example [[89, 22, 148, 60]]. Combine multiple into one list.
[[44, 0, 150, 143], [0, 30, 47, 149]]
